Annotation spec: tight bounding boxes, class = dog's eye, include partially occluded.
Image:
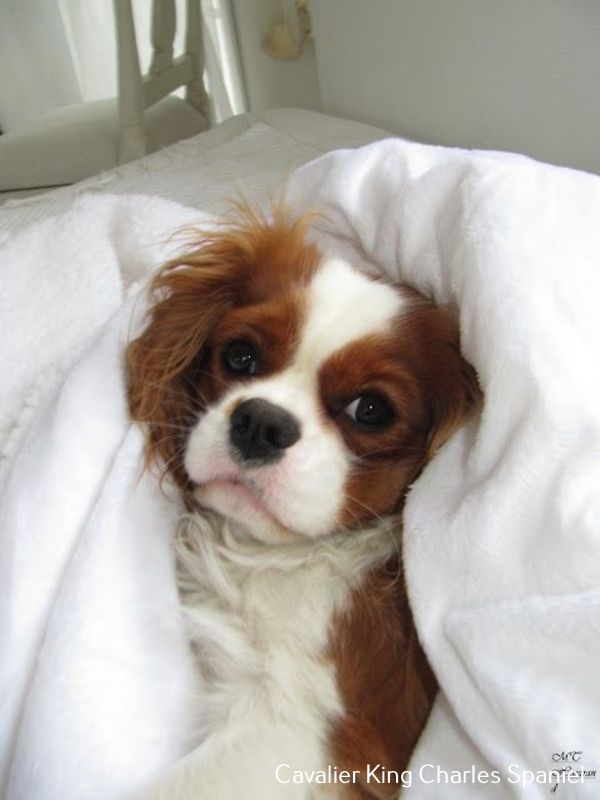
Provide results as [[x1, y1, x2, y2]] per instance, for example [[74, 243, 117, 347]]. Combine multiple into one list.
[[222, 340, 259, 376], [344, 394, 394, 428]]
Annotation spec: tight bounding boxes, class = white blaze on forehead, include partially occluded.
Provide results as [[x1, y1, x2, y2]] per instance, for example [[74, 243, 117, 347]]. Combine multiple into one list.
[[295, 257, 404, 371]]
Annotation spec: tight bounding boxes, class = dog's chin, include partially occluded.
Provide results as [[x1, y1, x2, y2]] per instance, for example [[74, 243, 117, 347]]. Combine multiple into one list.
[[192, 479, 306, 545]]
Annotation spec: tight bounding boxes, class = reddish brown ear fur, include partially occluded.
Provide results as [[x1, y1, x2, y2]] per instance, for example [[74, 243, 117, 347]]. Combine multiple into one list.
[[428, 306, 481, 459], [393, 293, 480, 463], [126, 205, 319, 488], [421, 304, 480, 458]]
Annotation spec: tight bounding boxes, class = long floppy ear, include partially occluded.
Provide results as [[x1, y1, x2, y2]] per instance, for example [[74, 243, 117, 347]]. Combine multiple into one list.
[[423, 305, 481, 459], [126, 236, 247, 488]]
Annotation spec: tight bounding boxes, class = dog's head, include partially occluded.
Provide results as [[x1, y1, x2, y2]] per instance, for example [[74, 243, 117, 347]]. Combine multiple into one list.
[[127, 206, 479, 543]]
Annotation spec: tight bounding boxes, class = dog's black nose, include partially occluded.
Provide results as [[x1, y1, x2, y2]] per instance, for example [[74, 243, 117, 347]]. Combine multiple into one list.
[[230, 398, 301, 465]]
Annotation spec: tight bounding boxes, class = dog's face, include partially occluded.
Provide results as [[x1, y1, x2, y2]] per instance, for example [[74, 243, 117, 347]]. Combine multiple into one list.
[[127, 208, 478, 543]]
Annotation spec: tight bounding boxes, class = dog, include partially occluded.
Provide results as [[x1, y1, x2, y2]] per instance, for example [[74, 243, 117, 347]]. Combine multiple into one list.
[[126, 204, 479, 799]]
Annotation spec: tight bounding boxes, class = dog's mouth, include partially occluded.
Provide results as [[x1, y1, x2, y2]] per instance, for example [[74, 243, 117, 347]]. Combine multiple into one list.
[[201, 475, 268, 514], [192, 475, 301, 543]]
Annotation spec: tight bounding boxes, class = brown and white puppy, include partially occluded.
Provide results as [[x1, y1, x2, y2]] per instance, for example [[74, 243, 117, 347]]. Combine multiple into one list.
[[127, 206, 479, 799]]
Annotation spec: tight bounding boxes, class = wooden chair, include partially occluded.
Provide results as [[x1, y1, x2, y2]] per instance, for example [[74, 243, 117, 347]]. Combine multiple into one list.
[[115, 0, 210, 163]]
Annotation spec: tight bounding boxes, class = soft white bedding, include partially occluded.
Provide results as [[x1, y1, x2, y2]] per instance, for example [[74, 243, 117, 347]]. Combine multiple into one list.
[[2, 112, 600, 798]]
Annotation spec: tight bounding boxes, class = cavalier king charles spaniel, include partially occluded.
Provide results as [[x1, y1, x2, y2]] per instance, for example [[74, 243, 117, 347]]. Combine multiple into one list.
[[126, 205, 479, 799]]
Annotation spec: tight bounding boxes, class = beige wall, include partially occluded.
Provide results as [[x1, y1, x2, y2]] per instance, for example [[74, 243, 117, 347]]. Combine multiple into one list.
[[231, 0, 320, 113], [311, 0, 600, 173]]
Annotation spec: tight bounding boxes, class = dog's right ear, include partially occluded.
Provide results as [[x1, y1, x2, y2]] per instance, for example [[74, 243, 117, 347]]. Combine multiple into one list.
[[126, 232, 249, 487]]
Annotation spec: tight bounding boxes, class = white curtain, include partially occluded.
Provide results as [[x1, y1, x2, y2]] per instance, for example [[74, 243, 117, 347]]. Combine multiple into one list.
[[202, 0, 247, 122], [0, 0, 246, 133]]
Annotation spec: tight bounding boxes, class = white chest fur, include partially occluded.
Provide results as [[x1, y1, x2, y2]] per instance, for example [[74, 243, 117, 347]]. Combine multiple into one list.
[[142, 514, 398, 799]]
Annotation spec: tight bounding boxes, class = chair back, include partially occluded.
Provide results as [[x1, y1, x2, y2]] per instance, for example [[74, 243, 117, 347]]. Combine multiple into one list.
[[113, 0, 210, 163]]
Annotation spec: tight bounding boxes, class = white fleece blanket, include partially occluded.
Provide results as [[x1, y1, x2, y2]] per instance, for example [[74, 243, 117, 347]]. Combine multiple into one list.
[[0, 195, 206, 799], [2, 140, 600, 799]]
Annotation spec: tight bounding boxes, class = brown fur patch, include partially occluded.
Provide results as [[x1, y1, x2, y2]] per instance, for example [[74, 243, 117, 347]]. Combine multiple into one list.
[[328, 557, 438, 799], [126, 204, 319, 491], [318, 293, 480, 528]]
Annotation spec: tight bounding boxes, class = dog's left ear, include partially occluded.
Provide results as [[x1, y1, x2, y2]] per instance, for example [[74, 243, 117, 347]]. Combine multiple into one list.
[[424, 305, 481, 458]]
